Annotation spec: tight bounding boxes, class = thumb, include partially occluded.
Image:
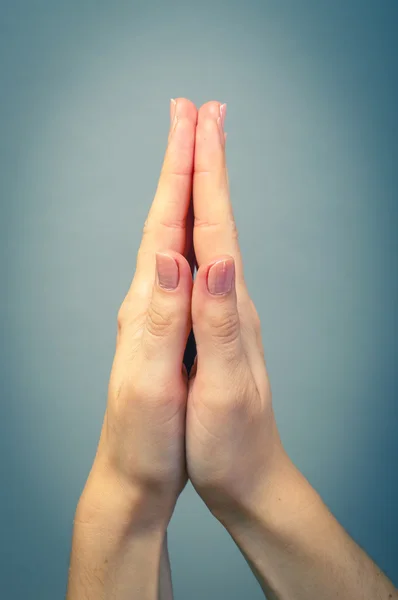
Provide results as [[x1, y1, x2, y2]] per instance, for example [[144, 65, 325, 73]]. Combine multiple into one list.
[[191, 256, 244, 374], [141, 251, 192, 379]]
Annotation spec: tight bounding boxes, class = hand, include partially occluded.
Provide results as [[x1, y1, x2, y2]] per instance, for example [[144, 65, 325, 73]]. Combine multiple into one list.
[[186, 101, 286, 519], [80, 98, 198, 526]]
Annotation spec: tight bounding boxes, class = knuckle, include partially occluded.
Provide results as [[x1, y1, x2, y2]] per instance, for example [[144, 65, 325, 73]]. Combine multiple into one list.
[[194, 215, 238, 238], [144, 213, 186, 233], [194, 216, 220, 230], [146, 301, 174, 339], [208, 308, 240, 345], [158, 214, 186, 230], [161, 160, 192, 180]]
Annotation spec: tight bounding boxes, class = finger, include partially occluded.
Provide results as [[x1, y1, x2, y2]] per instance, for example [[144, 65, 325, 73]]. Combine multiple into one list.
[[191, 255, 246, 377], [193, 101, 245, 287], [140, 251, 193, 380], [135, 98, 197, 291]]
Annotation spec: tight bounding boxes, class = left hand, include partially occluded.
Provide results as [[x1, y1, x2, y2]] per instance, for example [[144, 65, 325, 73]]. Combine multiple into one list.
[[186, 101, 287, 519]]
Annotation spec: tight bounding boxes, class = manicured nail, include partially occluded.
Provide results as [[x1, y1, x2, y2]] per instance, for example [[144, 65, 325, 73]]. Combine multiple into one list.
[[217, 103, 227, 144], [170, 98, 177, 129], [207, 258, 235, 295], [220, 103, 227, 130], [156, 253, 179, 290]]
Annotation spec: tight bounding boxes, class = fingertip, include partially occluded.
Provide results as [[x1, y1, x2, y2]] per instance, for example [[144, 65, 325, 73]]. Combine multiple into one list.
[[198, 101, 223, 120], [195, 101, 226, 169], [171, 98, 198, 124]]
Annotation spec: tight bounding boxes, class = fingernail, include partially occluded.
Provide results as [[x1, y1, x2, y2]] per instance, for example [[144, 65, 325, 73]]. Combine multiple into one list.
[[170, 98, 177, 129], [217, 103, 227, 144], [156, 253, 179, 290], [220, 103, 227, 131], [207, 258, 235, 295]]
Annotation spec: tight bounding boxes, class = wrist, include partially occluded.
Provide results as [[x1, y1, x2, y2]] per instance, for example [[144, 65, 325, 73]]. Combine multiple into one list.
[[68, 470, 168, 600], [68, 460, 173, 599], [76, 454, 176, 534], [212, 446, 323, 538]]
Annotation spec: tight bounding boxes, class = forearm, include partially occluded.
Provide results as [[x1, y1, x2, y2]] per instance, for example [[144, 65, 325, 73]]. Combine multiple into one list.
[[66, 462, 175, 600], [216, 451, 397, 600]]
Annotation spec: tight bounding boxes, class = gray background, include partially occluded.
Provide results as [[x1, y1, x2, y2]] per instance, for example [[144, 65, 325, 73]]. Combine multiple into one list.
[[1, 1, 397, 598]]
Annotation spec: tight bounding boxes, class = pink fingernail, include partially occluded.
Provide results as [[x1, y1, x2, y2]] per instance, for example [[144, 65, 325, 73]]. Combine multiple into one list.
[[217, 103, 227, 145], [156, 253, 179, 290], [207, 258, 235, 295], [170, 98, 177, 128], [220, 103, 227, 131]]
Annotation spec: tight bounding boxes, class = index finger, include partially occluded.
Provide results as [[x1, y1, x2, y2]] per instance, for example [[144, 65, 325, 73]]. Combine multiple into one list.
[[193, 101, 245, 286]]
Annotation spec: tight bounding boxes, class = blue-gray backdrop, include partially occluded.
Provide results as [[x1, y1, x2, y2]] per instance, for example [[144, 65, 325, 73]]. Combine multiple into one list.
[[1, 1, 397, 598]]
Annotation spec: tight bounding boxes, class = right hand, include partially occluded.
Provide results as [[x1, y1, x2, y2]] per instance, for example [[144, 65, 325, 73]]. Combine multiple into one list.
[[79, 98, 198, 527]]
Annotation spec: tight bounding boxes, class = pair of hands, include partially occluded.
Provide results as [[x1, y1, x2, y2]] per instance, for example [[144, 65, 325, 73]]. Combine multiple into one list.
[[83, 98, 285, 530], [69, 98, 398, 600]]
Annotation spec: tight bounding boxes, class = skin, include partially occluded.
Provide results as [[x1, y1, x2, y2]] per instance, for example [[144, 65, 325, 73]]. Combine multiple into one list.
[[66, 98, 398, 600]]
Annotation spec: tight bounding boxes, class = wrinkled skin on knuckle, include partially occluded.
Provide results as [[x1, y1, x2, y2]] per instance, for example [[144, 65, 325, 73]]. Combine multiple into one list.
[[145, 301, 175, 340], [206, 307, 240, 347], [194, 213, 238, 237]]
